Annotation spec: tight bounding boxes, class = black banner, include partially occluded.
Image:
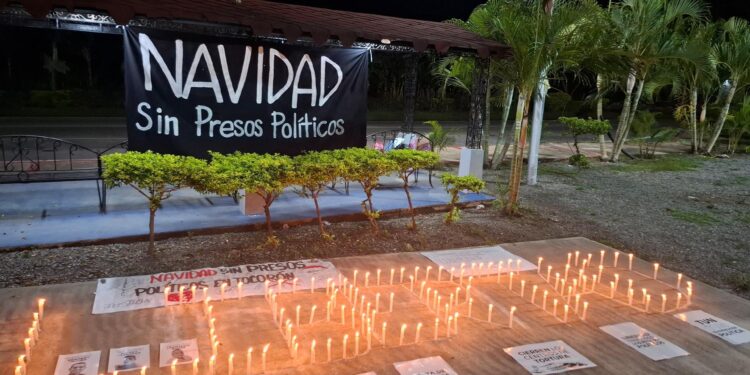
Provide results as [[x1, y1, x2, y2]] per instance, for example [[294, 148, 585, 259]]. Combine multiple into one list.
[[123, 27, 368, 158]]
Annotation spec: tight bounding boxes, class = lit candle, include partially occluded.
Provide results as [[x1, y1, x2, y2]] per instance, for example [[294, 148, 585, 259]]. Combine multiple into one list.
[[542, 290, 549, 311], [409, 275, 414, 293], [567, 252, 572, 265], [564, 264, 570, 281], [399, 324, 407, 345], [614, 251, 620, 268], [400, 267, 405, 284], [382, 322, 388, 346], [554, 273, 560, 290], [653, 263, 659, 280], [353, 270, 358, 287], [676, 273, 683, 289], [509, 272, 514, 291], [434, 318, 439, 340], [310, 276, 316, 293], [628, 253, 634, 270], [537, 257, 543, 273], [375, 292, 381, 312], [341, 334, 349, 359], [327, 337, 332, 362], [179, 286, 185, 304], [426, 266, 432, 281], [610, 282, 616, 298], [262, 344, 269, 373], [171, 359, 178, 375], [449, 293, 454, 309], [614, 273, 620, 292], [468, 298, 474, 317], [364, 272, 369, 288], [351, 306, 356, 330], [438, 266, 443, 281], [599, 250, 605, 267], [459, 266, 465, 285], [389, 292, 395, 312], [292, 277, 299, 294], [520, 280, 526, 298], [355, 331, 360, 356], [453, 312, 459, 334], [645, 294, 651, 313], [586, 253, 593, 267], [597, 265, 603, 282], [509, 306, 516, 328], [465, 285, 471, 303], [563, 304, 569, 322], [414, 266, 420, 281], [687, 286, 693, 305], [676, 292, 683, 309], [341, 305, 346, 325], [279, 307, 285, 326], [627, 288, 634, 305], [309, 339, 316, 364], [553, 299, 559, 317], [141, 365, 147, 375], [24, 338, 31, 359], [390, 268, 395, 285], [228, 353, 234, 375], [582, 301, 589, 321], [592, 275, 598, 290], [546, 266, 552, 282], [488, 304, 493, 323], [37, 298, 45, 321], [661, 294, 667, 313], [497, 262, 503, 283], [574, 251, 580, 266], [310, 305, 317, 324], [531, 285, 538, 304], [414, 322, 423, 343], [575, 294, 581, 313], [368, 326, 372, 350], [296, 305, 301, 326], [17, 356, 26, 374], [642, 288, 648, 304], [251, 347, 253, 375]]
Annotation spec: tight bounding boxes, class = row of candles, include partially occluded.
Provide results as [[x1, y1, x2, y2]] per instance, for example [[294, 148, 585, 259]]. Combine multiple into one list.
[[14, 298, 45, 375]]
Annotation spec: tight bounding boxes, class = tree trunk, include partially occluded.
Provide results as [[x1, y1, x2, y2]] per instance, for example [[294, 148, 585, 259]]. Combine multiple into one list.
[[505, 90, 530, 214], [705, 82, 737, 154], [312, 191, 326, 235], [626, 79, 646, 129], [466, 58, 489, 149], [527, 77, 549, 185], [364, 187, 379, 232], [148, 207, 156, 253], [689, 88, 699, 153], [402, 179, 416, 229], [596, 74, 608, 160], [483, 72, 492, 167], [263, 195, 274, 235], [698, 96, 708, 150], [490, 85, 515, 168], [610, 70, 638, 162]]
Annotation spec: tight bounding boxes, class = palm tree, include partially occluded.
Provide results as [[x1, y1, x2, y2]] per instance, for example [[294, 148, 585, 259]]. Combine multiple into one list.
[[608, 0, 706, 162], [705, 18, 750, 154], [475, 0, 605, 213]]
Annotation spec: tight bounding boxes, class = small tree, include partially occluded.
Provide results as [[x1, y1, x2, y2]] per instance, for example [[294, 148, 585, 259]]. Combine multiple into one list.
[[387, 149, 439, 229], [101, 151, 207, 252], [293, 150, 343, 238], [440, 173, 485, 224], [338, 148, 396, 232], [629, 111, 680, 158], [205, 152, 294, 242], [424, 120, 455, 154], [559, 117, 610, 167]]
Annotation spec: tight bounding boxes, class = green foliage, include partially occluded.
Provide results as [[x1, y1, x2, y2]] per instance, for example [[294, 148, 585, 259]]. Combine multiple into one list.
[[440, 173, 485, 224], [424, 120, 454, 154], [628, 111, 680, 158], [568, 154, 590, 169], [612, 157, 702, 173], [335, 148, 396, 232], [726, 97, 750, 154], [101, 151, 207, 251], [205, 152, 294, 237], [669, 209, 719, 226], [545, 92, 573, 119], [559, 117, 611, 158]]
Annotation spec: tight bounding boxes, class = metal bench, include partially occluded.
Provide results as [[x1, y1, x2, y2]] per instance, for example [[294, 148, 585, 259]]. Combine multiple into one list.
[[366, 129, 434, 186]]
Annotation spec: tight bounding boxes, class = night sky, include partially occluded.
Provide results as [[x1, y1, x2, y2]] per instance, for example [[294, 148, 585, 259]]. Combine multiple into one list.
[[270, 0, 749, 22]]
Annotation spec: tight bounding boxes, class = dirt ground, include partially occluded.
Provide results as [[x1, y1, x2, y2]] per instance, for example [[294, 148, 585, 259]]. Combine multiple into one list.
[[1, 154, 748, 301]]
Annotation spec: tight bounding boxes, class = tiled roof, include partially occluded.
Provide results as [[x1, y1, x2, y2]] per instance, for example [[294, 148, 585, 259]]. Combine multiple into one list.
[[7, 0, 508, 57]]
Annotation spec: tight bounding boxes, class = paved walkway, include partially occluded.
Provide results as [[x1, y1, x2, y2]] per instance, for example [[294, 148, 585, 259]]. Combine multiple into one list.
[[0, 176, 493, 249]]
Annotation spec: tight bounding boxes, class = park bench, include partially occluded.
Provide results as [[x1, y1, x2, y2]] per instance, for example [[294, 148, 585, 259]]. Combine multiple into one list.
[[366, 129, 434, 186]]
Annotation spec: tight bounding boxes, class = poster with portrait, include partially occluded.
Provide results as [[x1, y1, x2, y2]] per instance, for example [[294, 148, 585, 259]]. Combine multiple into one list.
[[108, 345, 150, 372], [159, 339, 198, 367], [393, 356, 459, 375], [54, 351, 101, 375], [504, 340, 596, 374]]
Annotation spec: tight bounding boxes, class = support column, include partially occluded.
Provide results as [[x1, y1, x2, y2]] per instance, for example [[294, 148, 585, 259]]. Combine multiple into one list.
[[402, 53, 418, 132], [459, 57, 489, 179]]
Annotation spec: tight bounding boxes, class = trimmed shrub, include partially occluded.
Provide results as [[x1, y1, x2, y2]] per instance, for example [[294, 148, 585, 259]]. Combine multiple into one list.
[[440, 173, 485, 224]]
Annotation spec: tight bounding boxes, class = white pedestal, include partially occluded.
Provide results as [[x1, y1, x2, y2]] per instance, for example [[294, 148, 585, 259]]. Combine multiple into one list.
[[458, 148, 483, 179]]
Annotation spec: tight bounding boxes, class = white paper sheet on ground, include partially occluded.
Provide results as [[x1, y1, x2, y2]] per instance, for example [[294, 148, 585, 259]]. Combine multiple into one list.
[[394, 356, 459, 375], [600, 322, 688, 361], [504, 340, 596, 374], [108, 344, 150, 372], [93, 259, 339, 314], [675, 310, 750, 345], [420, 245, 536, 277], [356, 372, 377, 375], [54, 351, 101, 375], [159, 339, 198, 367]]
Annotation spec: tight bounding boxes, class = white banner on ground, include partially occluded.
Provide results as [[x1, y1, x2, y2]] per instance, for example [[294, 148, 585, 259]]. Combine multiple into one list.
[[675, 310, 750, 345], [393, 356, 459, 375], [55, 351, 101, 375], [93, 259, 339, 314], [420, 245, 536, 277], [504, 340, 596, 374], [600, 322, 688, 361], [159, 339, 198, 367], [108, 344, 150, 372]]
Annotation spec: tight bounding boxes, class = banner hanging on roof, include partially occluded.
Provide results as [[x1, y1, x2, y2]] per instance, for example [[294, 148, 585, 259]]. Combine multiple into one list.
[[123, 27, 368, 158]]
